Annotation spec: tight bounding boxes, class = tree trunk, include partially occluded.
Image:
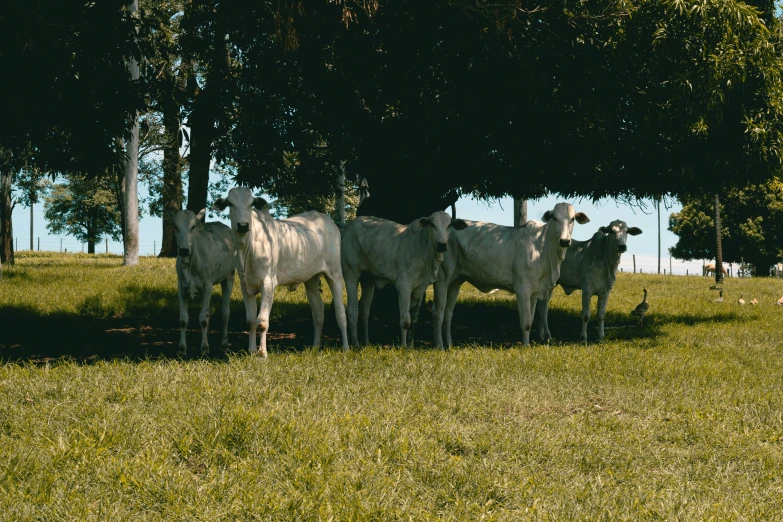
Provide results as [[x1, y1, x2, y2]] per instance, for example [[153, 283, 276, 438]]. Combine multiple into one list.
[[714, 193, 724, 285], [186, 84, 213, 213], [29, 199, 33, 251], [123, 0, 140, 266], [337, 162, 346, 225], [0, 161, 14, 266], [513, 197, 527, 227], [88, 240, 95, 254], [657, 198, 661, 274], [159, 109, 183, 257]]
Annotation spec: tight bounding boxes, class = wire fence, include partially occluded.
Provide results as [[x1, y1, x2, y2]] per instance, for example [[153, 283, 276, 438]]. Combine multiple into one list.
[[618, 254, 749, 277], [13, 237, 160, 257], [7, 238, 768, 277]]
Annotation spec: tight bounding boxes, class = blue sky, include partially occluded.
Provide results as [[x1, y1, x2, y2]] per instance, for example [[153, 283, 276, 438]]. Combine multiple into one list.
[[11, 175, 682, 259]]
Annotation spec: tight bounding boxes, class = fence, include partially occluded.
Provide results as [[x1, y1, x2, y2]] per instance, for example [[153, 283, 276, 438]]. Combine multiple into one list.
[[618, 254, 743, 277], [13, 237, 160, 257]]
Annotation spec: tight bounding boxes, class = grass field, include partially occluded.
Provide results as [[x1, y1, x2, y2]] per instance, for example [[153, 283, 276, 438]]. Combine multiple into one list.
[[2, 252, 783, 519]]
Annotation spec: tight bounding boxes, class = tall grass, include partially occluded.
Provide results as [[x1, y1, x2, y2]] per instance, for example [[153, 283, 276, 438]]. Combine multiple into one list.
[[2, 252, 783, 519]]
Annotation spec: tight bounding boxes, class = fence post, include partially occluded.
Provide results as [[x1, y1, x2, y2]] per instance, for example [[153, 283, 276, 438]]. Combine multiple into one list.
[[153, 241, 156, 256], [15, 237, 17, 251], [687, 269, 689, 276], [105, 238, 108, 254], [633, 255, 636, 273], [670, 257, 672, 275], [664, 269, 666, 275], [60, 238, 62, 252], [640, 268, 643, 273], [38, 237, 40, 251]]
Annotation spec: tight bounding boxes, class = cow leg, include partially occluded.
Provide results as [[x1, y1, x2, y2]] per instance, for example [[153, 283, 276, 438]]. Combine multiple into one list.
[[304, 275, 325, 348], [536, 291, 552, 342], [443, 281, 462, 348], [198, 284, 212, 355], [397, 284, 412, 348], [358, 278, 376, 346], [220, 273, 233, 350], [324, 272, 349, 352], [596, 293, 609, 341], [513, 286, 533, 346], [407, 287, 425, 348], [242, 285, 259, 356], [432, 282, 448, 349], [344, 272, 361, 347], [257, 279, 276, 358], [580, 290, 592, 344], [177, 284, 189, 357]]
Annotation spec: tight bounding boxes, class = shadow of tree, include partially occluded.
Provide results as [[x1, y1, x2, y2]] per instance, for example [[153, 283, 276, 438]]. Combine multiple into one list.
[[0, 283, 347, 363], [0, 282, 744, 363]]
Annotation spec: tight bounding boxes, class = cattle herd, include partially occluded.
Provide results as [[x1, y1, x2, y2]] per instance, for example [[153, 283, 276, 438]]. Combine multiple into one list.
[[175, 187, 643, 357]]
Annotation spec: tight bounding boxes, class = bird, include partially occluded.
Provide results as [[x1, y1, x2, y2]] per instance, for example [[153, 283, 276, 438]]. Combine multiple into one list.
[[631, 288, 649, 326], [776, 295, 783, 306], [713, 290, 723, 303], [750, 298, 758, 306], [738, 294, 746, 305]]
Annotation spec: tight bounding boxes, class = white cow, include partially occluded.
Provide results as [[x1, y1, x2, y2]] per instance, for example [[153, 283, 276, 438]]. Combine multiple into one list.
[[535, 219, 642, 343], [174, 209, 238, 357], [341, 212, 467, 347], [432, 202, 590, 347], [212, 187, 348, 357]]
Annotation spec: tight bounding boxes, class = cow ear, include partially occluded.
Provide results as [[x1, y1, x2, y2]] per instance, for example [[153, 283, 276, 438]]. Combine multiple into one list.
[[212, 198, 229, 212], [451, 218, 468, 231], [418, 217, 432, 228], [575, 212, 590, 224], [196, 208, 206, 222], [599, 226, 611, 234], [252, 197, 269, 211], [542, 210, 553, 222], [628, 227, 643, 235]]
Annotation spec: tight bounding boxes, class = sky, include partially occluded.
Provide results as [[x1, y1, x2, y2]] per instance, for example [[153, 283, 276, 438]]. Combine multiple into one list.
[[12, 175, 719, 275]]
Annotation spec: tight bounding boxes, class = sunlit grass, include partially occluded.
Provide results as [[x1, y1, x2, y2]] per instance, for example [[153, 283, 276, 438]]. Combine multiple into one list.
[[2, 252, 783, 519]]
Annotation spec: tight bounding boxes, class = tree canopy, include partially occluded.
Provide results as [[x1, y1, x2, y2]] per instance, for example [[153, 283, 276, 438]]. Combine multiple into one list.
[[1, 1, 143, 174], [177, 0, 783, 217]]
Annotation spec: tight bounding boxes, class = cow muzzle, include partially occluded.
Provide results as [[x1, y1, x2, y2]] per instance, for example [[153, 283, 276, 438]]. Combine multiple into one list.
[[618, 244, 627, 253], [436, 242, 448, 253], [559, 239, 571, 248], [178, 248, 190, 257], [236, 222, 249, 234]]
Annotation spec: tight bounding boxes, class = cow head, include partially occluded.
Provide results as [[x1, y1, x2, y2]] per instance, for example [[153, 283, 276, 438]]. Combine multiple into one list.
[[212, 187, 269, 239], [173, 209, 206, 258], [599, 220, 642, 254], [417, 211, 468, 260], [541, 203, 590, 249]]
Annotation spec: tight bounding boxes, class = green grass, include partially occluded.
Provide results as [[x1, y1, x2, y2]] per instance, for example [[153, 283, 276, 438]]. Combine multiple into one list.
[[2, 252, 783, 519]]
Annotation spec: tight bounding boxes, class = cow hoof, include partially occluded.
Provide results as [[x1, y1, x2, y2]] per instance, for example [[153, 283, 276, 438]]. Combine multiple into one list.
[[177, 347, 187, 358], [201, 346, 210, 357]]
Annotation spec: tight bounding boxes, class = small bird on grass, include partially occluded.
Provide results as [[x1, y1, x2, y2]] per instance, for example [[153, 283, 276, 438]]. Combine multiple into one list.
[[713, 290, 723, 303], [738, 294, 746, 306], [631, 287, 649, 326], [750, 298, 758, 306]]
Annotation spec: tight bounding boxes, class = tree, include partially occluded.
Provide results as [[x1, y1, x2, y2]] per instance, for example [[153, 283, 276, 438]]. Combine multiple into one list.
[[14, 165, 51, 251], [1, 1, 143, 175], [140, 0, 188, 257], [124, 0, 141, 266], [669, 179, 783, 273], [44, 175, 123, 254], [190, 0, 783, 219]]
